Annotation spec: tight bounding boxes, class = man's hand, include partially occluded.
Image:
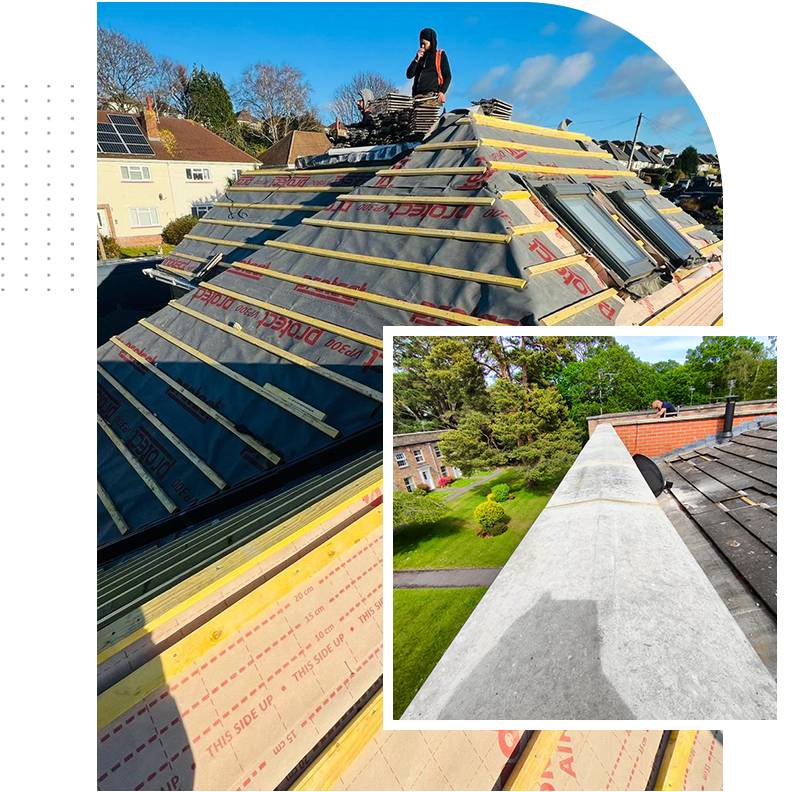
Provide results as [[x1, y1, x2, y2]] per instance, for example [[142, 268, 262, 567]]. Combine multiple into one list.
[[415, 48, 425, 61], [439, 91, 446, 104]]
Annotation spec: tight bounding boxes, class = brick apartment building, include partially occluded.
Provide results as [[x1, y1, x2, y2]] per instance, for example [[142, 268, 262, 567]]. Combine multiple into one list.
[[393, 430, 462, 492]]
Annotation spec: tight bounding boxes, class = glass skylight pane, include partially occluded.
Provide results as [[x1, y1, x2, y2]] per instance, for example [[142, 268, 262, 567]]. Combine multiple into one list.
[[564, 197, 643, 267]]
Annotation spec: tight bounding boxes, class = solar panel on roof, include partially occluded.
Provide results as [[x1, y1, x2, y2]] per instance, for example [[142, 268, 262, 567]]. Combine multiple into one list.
[[98, 142, 128, 154], [108, 114, 138, 126], [126, 145, 155, 155], [120, 133, 148, 144], [97, 123, 116, 133], [98, 132, 121, 143]]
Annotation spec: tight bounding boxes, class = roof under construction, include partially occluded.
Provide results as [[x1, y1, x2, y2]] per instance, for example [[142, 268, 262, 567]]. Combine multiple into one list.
[[97, 107, 723, 549]]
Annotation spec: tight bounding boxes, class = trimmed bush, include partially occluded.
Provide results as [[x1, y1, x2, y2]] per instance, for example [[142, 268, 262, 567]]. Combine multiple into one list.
[[415, 482, 431, 493], [437, 477, 452, 488], [97, 235, 122, 260], [161, 214, 199, 245], [490, 483, 510, 502], [474, 500, 505, 533]]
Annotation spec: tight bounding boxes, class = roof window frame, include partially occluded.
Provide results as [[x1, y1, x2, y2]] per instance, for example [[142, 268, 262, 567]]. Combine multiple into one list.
[[536, 182, 655, 284]]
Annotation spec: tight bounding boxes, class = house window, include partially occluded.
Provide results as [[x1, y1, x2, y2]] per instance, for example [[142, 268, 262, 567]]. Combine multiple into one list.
[[395, 452, 408, 469], [608, 189, 703, 269], [120, 165, 151, 181], [404, 476, 415, 493], [440, 465, 448, 477], [413, 449, 424, 463], [537, 183, 653, 284], [231, 169, 243, 181], [129, 207, 160, 227], [191, 205, 213, 219], [185, 167, 211, 181], [434, 445, 442, 458]]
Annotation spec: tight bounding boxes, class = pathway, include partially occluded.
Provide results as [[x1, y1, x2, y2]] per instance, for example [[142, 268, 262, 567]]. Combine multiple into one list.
[[393, 567, 502, 589], [442, 468, 506, 502]]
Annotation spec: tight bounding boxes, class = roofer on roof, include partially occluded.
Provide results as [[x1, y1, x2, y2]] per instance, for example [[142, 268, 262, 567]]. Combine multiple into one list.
[[652, 399, 678, 418], [406, 28, 452, 104], [355, 88, 375, 128]]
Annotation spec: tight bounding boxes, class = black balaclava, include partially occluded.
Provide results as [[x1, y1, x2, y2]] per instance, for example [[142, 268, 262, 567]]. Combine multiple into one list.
[[419, 28, 438, 55]]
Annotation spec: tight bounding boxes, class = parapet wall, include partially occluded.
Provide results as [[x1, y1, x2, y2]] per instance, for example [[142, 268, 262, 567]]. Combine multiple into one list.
[[402, 424, 776, 721], [586, 400, 777, 457]]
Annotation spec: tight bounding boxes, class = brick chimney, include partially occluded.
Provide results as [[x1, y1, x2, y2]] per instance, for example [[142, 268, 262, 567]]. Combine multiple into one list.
[[142, 96, 160, 141]]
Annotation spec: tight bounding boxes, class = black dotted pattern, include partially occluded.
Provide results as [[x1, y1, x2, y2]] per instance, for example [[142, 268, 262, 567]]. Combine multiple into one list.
[[0, 83, 76, 292]]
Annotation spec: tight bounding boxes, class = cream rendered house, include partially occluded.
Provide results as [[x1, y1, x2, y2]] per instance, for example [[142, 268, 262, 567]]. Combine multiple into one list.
[[97, 107, 259, 247]]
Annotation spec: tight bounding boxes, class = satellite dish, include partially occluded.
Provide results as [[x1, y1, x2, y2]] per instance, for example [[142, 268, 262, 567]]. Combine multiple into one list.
[[632, 454, 671, 497]]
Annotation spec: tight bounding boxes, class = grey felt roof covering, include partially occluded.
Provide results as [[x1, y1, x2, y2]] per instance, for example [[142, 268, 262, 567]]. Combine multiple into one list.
[[97, 110, 724, 545], [657, 420, 777, 614]]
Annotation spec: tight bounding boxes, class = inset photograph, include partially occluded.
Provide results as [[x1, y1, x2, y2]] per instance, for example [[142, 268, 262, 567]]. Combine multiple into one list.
[[392, 335, 776, 720]]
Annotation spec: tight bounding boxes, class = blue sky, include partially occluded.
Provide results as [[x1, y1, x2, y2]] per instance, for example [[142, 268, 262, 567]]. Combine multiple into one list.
[[617, 337, 773, 365], [98, 2, 715, 154]]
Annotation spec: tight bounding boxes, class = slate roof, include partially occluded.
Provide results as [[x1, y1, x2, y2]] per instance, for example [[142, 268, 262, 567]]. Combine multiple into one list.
[[657, 420, 777, 614], [393, 429, 447, 448], [97, 110, 259, 163]]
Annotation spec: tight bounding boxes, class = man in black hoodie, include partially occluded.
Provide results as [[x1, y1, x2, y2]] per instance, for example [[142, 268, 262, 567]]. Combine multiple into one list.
[[406, 28, 452, 103]]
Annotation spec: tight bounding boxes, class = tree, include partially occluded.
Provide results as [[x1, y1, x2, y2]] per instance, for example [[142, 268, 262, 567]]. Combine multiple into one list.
[[235, 63, 323, 145], [393, 490, 448, 526], [393, 337, 488, 432], [676, 146, 700, 176], [331, 71, 396, 124], [151, 58, 192, 116], [185, 66, 243, 144], [97, 26, 156, 110]]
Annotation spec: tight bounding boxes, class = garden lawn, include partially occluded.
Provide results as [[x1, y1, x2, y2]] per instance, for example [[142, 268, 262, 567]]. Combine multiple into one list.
[[445, 469, 493, 489], [393, 469, 561, 569], [393, 587, 487, 719]]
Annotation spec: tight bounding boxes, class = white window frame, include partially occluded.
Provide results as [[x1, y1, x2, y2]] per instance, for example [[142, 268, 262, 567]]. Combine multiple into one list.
[[120, 165, 152, 182], [404, 476, 415, 493], [413, 449, 424, 463], [440, 465, 448, 477], [191, 205, 213, 219], [434, 444, 442, 458], [185, 166, 211, 182], [231, 168, 243, 181], [129, 206, 160, 228], [395, 452, 408, 469]]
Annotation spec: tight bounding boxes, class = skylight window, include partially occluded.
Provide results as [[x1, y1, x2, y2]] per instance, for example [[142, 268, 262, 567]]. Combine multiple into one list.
[[536, 183, 654, 283], [608, 189, 704, 269]]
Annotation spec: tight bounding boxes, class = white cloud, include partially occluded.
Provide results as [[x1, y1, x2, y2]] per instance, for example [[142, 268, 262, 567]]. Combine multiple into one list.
[[662, 58, 725, 95], [597, 54, 688, 98], [653, 107, 693, 129], [576, 14, 625, 45], [542, 22, 558, 36], [507, 52, 595, 104], [696, 118, 725, 141], [470, 64, 511, 96], [578, 0, 656, 36]]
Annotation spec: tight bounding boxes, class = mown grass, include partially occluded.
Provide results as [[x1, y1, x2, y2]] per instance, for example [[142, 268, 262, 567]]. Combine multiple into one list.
[[393, 587, 488, 718], [393, 469, 560, 569]]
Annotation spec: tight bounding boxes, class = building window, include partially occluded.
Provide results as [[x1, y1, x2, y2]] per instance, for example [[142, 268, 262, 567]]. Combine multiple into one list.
[[129, 207, 160, 227], [440, 465, 448, 477], [404, 476, 415, 493], [395, 452, 408, 469], [191, 205, 213, 219], [537, 183, 653, 284], [413, 449, 424, 463], [120, 165, 151, 181], [434, 444, 442, 458], [231, 169, 243, 181], [185, 167, 211, 181]]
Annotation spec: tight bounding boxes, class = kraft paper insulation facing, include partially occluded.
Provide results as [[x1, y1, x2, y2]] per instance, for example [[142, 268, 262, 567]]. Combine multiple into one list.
[[97, 109, 721, 545]]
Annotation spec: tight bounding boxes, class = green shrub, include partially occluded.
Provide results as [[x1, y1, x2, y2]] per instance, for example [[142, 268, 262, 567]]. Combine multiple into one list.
[[474, 500, 505, 532], [161, 214, 199, 245], [97, 235, 122, 260], [415, 482, 431, 493], [490, 483, 510, 502]]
